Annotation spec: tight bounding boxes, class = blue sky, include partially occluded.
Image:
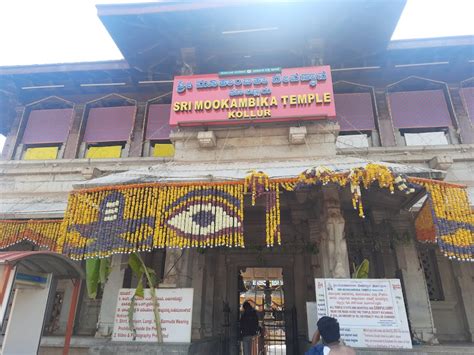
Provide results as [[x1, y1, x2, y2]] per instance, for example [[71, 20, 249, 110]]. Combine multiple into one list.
[[0, 0, 472, 67]]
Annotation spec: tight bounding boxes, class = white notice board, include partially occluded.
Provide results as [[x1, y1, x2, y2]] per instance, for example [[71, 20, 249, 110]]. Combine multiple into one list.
[[314, 279, 412, 349], [112, 288, 193, 343]]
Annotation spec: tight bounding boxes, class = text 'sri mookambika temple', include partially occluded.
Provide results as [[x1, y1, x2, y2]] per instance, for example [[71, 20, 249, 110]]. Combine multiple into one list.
[[0, 1, 473, 354]]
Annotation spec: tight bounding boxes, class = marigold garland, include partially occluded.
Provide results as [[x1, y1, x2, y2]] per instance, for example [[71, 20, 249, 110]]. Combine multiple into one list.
[[294, 164, 416, 218], [1, 165, 471, 262], [61, 182, 245, 260], [0, 219, 62, 251], [245, 171, 270, 206], [415, 200, 437, 243], [411, 177, 473, 261]]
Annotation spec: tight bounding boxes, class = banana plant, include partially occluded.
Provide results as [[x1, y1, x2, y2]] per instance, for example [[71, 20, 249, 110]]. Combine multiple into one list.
[[85, 257, 111, 299], [127, 253, 163, 342], [352, 259, 370, 279], [85, 253, 163, 342]]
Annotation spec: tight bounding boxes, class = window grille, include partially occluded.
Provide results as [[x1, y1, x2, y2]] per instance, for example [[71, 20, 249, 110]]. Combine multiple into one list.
[[417, 245, 444, 301]]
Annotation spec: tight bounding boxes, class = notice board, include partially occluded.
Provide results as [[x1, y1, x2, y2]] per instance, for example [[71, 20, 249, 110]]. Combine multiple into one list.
[[313, 279, 412, 349], [112, 288, 193, 343]]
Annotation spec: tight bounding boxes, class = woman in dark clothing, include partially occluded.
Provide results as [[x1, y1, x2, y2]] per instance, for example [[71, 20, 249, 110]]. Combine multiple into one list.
[[240, 301, 259, 355]]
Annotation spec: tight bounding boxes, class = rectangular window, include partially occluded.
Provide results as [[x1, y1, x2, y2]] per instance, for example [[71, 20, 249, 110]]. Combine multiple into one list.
[[23, 146, 59, 160], [335, 93, 376, 132], [22, 109, 73, 144], [336, 134, 370, 148], [388, 90, 452, 129], [404, 131, 449, 146], [146, 104, 171, 140], [83, 106, 135, 143], [86, 145, 122, 159], [152, 142, 175, 157]]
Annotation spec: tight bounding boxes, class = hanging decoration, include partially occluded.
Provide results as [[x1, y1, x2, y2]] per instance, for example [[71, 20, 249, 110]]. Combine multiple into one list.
[[0, 164, 471, 262], [265, 182, 281, 247], [0, 219, 62, 251], [60, 182, 245, 260], [245, 171, 270, 206], [414, 200, 437, 243], [411, 177, 473, 261], [61, 187, 157, 260], [154, 184, 244, 250], [292, 163, 416, 217]]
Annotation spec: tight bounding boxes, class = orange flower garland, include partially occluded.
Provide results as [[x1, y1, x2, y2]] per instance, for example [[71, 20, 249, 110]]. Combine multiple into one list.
[[415, 200, 437, 243]]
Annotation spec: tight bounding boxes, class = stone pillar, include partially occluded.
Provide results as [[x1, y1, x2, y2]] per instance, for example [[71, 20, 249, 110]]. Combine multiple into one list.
[[452, 262, 474, 342], [128, 102, 146, 158], [202, 252, 216, 337], [319, 187, 350, 278], [449, 85, 474, 144], [307, 215, 322, 319], [394, 238, 438, 343], [95, 254, 126, 337], [63, 104, 85, 159], [190, 251, 205, 340], [161, 248, 192, 287], [374, 90, 397, 147], [162, 249, 207, 340]]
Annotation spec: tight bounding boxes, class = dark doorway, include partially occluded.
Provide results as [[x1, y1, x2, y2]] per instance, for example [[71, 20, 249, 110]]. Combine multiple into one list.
[[238, 267, 286, 355]]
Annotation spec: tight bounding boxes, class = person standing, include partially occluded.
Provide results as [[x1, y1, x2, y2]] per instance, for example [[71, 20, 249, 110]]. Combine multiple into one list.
[[240, 301, 259, 355]]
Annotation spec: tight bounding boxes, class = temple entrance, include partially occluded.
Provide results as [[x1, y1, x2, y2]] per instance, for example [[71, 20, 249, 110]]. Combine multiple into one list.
[[238, 267, 286, 355]]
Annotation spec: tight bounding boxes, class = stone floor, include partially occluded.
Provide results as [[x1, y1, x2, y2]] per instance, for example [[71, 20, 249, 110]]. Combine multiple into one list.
[[356, 344, 474, 355], [31, 337, 474, 355]]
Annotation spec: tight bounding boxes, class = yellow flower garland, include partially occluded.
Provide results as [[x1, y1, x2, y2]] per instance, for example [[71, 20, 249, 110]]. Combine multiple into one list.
[[0, 165, 471, 262], [0, 219, 63, 251], [410, 177, 473, 261]]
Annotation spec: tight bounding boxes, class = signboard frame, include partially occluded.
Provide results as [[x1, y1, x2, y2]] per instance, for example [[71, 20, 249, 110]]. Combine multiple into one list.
[[170, 65, 336, 127], [112, 288, 194, 343], [312, 278, 412, 349]]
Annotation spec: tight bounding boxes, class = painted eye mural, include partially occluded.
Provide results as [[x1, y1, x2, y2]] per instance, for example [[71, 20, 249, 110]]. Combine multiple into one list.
[[153, 185, 245, 249], [60, 184, 246, 259], [63, 190, 156, 259]]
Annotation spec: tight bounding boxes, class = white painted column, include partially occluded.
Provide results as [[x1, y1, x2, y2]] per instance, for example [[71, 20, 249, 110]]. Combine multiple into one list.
[[95, 254, 126, 337]]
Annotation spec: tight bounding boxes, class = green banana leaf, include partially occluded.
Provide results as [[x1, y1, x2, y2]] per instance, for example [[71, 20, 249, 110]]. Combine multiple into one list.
[[128, 253, 142, 275], [86, 258, 100, 299], [99, 257, 111, 284], [352, 259, 370, 279], [127, 253, 163, 342], [86, 257, 112, 299]]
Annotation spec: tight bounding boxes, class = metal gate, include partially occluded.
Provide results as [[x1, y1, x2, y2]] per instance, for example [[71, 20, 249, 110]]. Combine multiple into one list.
[[262, 309, 286, 355]]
